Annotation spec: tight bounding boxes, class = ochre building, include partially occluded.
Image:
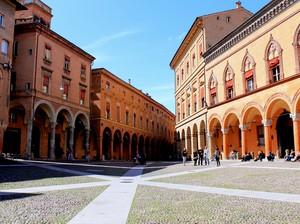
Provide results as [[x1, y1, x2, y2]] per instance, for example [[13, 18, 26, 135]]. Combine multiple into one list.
[[4, 0, 95, 159], [203, 0, 300, 159], [170, 2, 253, 159], [171, 0, 300, 160], [91, 68, 175, 161]]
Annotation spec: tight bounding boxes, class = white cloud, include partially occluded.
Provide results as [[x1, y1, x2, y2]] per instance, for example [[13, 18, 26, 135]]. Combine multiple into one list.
[[83, 29, 140, 50]]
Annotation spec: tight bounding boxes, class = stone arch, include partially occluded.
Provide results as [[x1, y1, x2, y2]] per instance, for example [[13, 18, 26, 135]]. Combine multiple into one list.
[[102, 127, 112, 160], [113, 129, 122, 160]]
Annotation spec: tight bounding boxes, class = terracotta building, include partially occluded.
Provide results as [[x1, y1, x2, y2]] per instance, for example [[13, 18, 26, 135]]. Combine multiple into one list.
[[0, 0, 26, 154], [170, 2, 253, 159], [171, 0, 300, 159], [203, 0, 300, 159], [91, 68, 175, 161], [3, 0, 95, 159]]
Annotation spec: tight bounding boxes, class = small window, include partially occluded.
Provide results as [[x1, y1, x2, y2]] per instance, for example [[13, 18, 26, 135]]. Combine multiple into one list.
[[64, 55, 70, 70], [28, 49, 33, 55], [133, 113, 136, 127], [25, 83, 30, 90], [226, 16, 231, 23], [81, 64, 86, 79], [44, 45, 51, 61], [125, 111, 129, 125], [106, 102, 110, 119], [13, 41, 18, 56], [0, 14, 4, 27], [272, 66, 280, 82], [1, 40, 8, 55], [43, 76, 49, 93], [247, 78, 254, 92], [106, 81, 110, 89], [62, 83, 69, 100], [227, 88, 233, 99], [80, 89, 85, 105]]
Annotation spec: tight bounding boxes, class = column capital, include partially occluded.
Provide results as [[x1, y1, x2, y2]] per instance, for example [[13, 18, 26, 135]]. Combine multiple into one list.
[[239, 124, 249, 131], [221, 128, 229, 134], [262, 119, 272, 127], [50, 122, 57, 129], [290, 112, 300, 121]]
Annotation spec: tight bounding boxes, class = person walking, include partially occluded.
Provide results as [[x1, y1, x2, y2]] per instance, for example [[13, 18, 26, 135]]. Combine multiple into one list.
[[214, 146, 221, 167], [204, 146, 210, 166], [193, 150, 198, 166], [182, 148, 187, 166]]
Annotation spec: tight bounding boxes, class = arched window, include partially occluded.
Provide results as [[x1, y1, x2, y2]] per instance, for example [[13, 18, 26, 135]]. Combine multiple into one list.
[[265, 39, 283, 84], [242, 53, 256, 93], [224, 66, 234, 100], [209, 75, 218, 106], [293, 25, 300, 73]]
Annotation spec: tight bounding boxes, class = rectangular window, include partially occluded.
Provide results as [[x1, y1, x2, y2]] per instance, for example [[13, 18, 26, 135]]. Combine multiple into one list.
[[140, 117, 143, 129], [81, 64, 86, 79], [227, 88, 233, 99], [63, 84, 69, 99], [106, 102, 110, 119], [226, 16, 231, 23], [13, 41, 18, 56], [272, 66, 280, 82], [146, 119, 149, 130], [125, 111, 129, 125], [133, 114, 136, 127], [0, 14, 4, 27], [247, 78, 254, 92], [106, 81, 110, 89], [116, 106, 120, 122], [44, 45, 51, 61], [194, 102, 197, 112], [80, 89, 85, 105], [212, 94, 217, 105], [257, 126, 265, 146], [43, 76, 49, 93], [64, 55, 70, 70], [1, 40, 8, 55]]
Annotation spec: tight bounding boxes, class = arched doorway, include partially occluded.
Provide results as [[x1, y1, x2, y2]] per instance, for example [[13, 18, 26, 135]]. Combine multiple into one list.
[[123, 132, 130, 160], [276, 111, 294, 157], [102, 128, 112, 160], [32, 126, 40, 158], [113, 130, 122, 160]]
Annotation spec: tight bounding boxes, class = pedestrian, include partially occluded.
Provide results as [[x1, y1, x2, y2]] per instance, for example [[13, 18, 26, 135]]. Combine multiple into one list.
[[86, 150, 90, 163], [198, 148, 204, 165], [193, 150, 198, 166], [204, 146, 210, 165], [182, 148, 187, 166], [214, 146, 221, 167], [68, 148, 73, 160]]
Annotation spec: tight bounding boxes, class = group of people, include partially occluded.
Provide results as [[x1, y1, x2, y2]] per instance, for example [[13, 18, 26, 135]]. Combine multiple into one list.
[[284, 149, 300, 162], [182, 146, 221, 167]]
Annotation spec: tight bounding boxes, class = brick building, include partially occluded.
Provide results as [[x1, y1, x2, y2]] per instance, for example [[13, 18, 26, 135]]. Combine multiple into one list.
[[91, 68, 175, 161], [170, 2, 253, 159], [0, 0, 26, 154], [3, 0, 95, 159]]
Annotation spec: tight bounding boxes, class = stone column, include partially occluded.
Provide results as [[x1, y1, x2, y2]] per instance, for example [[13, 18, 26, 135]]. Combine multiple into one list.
[[85, 128, 90, 153], [49, 122, 56, 159], [68, 126, 74, 152], [120, 140, 123, 160], [207, 131, 213, 159], [221, 128, 229, 159], [290, 113, 300, 152], [239, 124, 249, 157], [110, 138, 114, 160], [262, 119, 272, 155], [25, 116, 33, 159]]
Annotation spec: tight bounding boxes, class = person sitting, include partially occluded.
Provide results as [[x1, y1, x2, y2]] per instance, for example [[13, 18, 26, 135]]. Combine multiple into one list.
[[254, 151, 265, 162], [285, 149, 295, 161], [267, 151, 275, 161], [241, 152, 252, 162], [293, 151, 300, 162]]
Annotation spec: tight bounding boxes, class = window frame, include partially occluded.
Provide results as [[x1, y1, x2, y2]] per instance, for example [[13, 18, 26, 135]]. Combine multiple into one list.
[[1, 39, 9, 55]]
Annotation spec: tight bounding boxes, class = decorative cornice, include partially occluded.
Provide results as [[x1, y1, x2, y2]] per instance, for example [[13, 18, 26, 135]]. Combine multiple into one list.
[[204, 0, 299, 63]]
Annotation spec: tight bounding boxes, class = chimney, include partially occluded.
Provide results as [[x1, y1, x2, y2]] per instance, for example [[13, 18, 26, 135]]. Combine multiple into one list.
[[236, 1, 241, 8], [128, 79, 131, 85]]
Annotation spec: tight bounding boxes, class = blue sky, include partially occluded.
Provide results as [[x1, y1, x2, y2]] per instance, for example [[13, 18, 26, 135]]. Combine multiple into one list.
[[42, 0, 270, 113]]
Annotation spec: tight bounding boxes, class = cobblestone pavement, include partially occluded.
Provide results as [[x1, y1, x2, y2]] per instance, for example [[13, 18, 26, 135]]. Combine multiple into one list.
[[1, 159, 300, 223]]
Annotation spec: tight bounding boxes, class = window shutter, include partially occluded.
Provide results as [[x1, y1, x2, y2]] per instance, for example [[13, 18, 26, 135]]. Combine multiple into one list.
[[43, 76, 49, 86], [80, 89, 85, 100], [245, 70, 253, 79], [210, 87, 216, 95], [226, 79, 233, 89], [64, 84, 68, 94], [269, 57, 279, 68]]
